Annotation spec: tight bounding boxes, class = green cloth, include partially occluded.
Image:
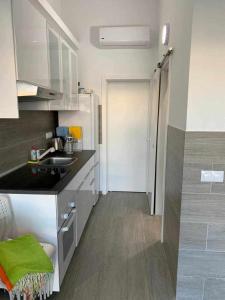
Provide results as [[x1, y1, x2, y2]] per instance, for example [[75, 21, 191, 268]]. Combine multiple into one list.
[[0, 234, 53, 286]]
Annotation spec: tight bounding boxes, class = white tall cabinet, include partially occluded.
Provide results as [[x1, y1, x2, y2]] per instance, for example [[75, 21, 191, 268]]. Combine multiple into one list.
[[0, 0, 18, 118]]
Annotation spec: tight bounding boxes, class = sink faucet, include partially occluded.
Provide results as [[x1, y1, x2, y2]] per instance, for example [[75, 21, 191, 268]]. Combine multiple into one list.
[[37, 147, 55, 160]]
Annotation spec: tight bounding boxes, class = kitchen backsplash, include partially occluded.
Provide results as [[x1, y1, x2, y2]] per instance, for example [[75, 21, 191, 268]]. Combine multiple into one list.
[[0, 111, 58, 175]]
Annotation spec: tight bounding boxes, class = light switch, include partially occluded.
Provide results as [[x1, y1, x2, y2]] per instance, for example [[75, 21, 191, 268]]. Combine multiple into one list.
[[212, 171, 224, 183], [46, 131, 53, 139], [201, 170, 213, 182], [201, 170, 224, 183]]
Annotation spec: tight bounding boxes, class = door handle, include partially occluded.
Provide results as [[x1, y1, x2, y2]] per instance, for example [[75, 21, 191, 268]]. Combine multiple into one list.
[[61, 209, 76, 232]]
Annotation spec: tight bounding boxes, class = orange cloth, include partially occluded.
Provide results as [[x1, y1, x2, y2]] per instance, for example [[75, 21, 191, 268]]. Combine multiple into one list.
[[0, 265, 13, 291]]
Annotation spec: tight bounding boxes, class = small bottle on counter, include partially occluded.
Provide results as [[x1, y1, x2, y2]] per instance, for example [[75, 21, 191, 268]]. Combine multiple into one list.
[[64, 137, 74, 154], [30, 146, 37, 161]]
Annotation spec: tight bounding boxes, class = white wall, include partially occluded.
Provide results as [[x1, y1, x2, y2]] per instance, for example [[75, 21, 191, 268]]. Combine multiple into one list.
[[158, 0, 194, 130], [60, 0, 159, 97], [186, 0, 225, 131], [59, 0, 159, 192]]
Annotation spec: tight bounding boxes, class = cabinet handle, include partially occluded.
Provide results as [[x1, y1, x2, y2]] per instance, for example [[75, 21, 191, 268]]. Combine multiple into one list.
[[84, 173, 89, 181], [90, 166, 95, 172], [61, 209, 76, 232], [90, 178, 95, 185], [61, 226, 69, 232], [69, 201, 75, 208], [62, 213, 69, 220], [78, 181, 84, 191]]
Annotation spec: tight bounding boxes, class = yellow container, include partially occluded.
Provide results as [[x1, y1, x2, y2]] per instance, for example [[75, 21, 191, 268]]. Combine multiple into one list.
[[69, 126, 83, 140]]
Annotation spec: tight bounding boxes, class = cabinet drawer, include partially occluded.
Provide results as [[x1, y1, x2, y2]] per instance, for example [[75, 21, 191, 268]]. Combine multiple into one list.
[[65, 160, 90, 191]]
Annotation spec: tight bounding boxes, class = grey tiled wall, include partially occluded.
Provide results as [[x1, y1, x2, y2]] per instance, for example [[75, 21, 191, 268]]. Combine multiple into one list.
[[0, 111, 58, 175], [177, 132, 225, 299], [164, 126, 185, 290]]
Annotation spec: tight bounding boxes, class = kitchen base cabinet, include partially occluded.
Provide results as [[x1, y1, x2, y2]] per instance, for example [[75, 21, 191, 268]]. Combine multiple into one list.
[[76, 172, 94, 244], [66, 156, 95, 244], [5, 155, 95, 292]]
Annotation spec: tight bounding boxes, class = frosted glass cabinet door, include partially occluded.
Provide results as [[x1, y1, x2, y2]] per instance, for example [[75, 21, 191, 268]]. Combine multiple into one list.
[[48, 27, 61, 92], [70, 50, 79, 110], [61, 40, 70, 110], [48, 26, 64, 111], [12, 0, 49, 87]]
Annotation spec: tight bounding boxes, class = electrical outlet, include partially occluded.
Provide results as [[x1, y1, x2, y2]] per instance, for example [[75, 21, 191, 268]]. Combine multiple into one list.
[[46, 131, 53, 139]]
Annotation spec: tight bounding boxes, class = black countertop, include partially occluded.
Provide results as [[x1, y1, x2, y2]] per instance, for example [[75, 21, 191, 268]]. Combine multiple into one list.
[[0, 150, 95, 195]]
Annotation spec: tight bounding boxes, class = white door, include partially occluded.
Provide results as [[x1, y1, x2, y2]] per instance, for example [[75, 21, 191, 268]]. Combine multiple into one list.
[[107, 81, 150, 192], [155, 64, 169, 215], [146, 69, 161, 214]]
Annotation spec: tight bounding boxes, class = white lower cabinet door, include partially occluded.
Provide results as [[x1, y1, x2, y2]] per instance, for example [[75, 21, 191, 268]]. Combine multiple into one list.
[[76, 172, 93, 244]]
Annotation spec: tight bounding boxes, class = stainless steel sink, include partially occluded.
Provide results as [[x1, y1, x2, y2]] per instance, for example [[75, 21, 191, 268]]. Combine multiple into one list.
[[39, 157, 78, 167]]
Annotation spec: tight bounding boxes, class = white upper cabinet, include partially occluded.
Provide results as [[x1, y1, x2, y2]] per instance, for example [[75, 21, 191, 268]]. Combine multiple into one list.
[[61, 40, 71, 110], [48, 26, 63, 111], [12, 0, 50, 87], [0, 0, 18, 118], [50, 39, 79, 111]]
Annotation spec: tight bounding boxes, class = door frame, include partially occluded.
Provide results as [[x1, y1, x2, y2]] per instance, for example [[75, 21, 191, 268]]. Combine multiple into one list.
[[101, 74, 151, 195]]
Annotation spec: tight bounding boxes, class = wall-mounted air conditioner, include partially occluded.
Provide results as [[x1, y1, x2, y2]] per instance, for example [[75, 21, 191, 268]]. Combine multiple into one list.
[[99, 26, 151, 48]]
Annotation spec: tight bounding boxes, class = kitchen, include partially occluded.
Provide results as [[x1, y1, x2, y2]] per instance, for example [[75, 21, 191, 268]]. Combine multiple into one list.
[[0, 0, 165, 298], [1, 0, 224, 300]]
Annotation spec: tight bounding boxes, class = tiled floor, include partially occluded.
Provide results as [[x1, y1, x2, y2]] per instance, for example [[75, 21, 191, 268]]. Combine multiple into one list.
[[0, 192, 175, 300]]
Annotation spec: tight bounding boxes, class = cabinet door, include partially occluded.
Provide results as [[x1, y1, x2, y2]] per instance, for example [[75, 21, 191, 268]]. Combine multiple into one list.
[[69, 50, 79, 110], [48, 26, 61, 92], [48, 26, 64, 111], [61, 40, 70, 110], [76, 172, 93, 244], [0, 0, 18, 118], [12, 0, 49, 87]]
